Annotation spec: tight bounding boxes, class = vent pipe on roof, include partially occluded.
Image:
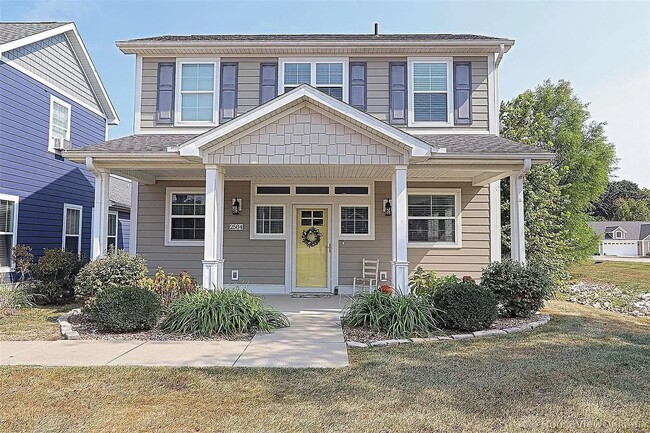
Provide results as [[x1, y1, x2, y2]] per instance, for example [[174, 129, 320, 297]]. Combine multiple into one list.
[[374, 23, 379, 36]]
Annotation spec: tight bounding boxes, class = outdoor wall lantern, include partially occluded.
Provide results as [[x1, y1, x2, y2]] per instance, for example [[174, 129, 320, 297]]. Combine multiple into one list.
[[383, 199, 392, 217], [232, 197, 241, 215]]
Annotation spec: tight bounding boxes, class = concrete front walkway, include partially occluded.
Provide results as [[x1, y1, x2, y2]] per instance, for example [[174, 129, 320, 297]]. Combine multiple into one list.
[[0, 295, 349, 368]]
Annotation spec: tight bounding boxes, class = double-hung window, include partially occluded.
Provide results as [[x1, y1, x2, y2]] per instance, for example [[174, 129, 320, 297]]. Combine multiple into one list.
[[107, 212, 118, 251], [49, 95, 71, 151], [0, 194, 18, 271], [408, 58, 453, 126], [166, 190, 205, 245], [407, 190, 461, 247], [280, 59, 347, 101], [176, 60, 218, 124], [62, 204, 82, 255]]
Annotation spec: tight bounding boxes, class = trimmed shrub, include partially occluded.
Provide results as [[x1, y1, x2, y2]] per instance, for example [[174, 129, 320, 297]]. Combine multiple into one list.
[[161, 288, 289, 337], [30, 249, 85, 304], [342, 291, 438, 338], [432, 280, 498, 332], [86, 286, 162, 332], [75, 250, 148, 300], [481, 260, 554, 317]]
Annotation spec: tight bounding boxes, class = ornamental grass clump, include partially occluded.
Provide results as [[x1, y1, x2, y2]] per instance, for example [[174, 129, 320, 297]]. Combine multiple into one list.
[[161, 288, 289, 337], [342, 291, 438, 338]]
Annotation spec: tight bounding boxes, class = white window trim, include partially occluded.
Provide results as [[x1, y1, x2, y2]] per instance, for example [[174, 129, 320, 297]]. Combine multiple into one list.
[[613, 229, 625, 240], [49, 95, 71, 152], [0, 193, 19, 272], [406, 188, 462, 249], [407, 57, 454, 127], [251, 204, 286, 239], [174, 58, 220, 127], [107, 211, 118, 249], [338, 204, 374, 240], [164, 187, 206, 247], [62, 203, 83, 254], [278, 57, 349, 102]]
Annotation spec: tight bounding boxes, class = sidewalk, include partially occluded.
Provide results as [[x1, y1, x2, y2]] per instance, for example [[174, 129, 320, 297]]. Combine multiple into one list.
[[0, 295, 349, 368]]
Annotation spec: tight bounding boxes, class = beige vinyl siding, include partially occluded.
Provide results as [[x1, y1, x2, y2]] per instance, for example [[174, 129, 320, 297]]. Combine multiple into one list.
[[137, 180, 285, 284], [137, 180, 204, 276], [221, 57, 277, 116], [223, 180, 285, 285], [407, 182, 491, 279], [140, 57, 174, 129], [349, 57, 405, 122], [338, 181, 392, 287]]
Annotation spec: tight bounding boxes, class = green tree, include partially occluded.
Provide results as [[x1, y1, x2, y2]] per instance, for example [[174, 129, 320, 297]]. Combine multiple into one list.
[[500, 80, 616, 275], [612, 198, 650, 221], [591, 180, 646, 220]]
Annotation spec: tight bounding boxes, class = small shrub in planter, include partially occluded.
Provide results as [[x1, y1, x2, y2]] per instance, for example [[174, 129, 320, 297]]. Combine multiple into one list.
[[342, 291, 438, 338], [75, 250, 148, 300], [432, 280, 498, 332], [30, 249, 85, 304], [86, 285, 162, 332], [481, 260, 554, 317], [161, 288, 289, 337]]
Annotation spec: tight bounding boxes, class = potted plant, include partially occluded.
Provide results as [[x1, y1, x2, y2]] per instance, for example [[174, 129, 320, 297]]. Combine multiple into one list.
[[379, 284, 393, 294]]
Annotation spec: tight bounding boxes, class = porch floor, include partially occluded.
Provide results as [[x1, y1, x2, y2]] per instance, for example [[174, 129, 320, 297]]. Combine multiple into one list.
[[0, 296, 350, 368]]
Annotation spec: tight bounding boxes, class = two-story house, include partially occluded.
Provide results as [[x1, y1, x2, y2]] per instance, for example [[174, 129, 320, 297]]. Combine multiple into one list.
[[0, 22, 129, 274], [67, 30, 553, 294]]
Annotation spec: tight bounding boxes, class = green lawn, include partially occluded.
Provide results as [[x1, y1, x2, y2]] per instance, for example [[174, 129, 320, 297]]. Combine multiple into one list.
[[570, 261, 650, 295], [0, 305, 71, 341], [1, 301, 648, 432]]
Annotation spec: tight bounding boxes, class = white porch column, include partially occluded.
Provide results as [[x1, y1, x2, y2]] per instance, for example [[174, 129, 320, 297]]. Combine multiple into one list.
[[202, 166, 225, 289], [91, 171, 110, 259], [509, 174, 526, 263], [128, 181, 139, 256], [391, 165, 409, 294]]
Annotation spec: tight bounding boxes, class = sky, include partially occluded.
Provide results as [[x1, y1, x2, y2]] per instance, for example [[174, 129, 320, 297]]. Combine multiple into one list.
[[1, 0, 649, 187]]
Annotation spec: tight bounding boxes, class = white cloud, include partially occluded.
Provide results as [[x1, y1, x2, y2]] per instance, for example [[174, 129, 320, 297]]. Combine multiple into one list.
[[580, 68, 650, 188]]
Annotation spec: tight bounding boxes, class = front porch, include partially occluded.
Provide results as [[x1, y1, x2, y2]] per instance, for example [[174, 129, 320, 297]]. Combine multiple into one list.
[[67, 86, 549, 294]]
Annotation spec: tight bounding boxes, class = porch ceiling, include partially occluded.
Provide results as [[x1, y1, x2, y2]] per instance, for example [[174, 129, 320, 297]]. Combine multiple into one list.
[[111, 162, 523, 186]]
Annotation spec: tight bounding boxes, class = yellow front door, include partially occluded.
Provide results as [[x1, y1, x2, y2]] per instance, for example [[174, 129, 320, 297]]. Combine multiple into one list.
[[295, 208, 328, 289]]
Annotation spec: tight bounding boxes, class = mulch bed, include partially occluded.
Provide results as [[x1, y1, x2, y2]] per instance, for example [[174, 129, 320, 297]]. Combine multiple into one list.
[[67, 313, 253, 341], [343, 315, 543, 344]]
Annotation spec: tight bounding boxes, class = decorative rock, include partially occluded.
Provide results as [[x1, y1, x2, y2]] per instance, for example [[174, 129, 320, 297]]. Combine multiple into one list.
[[370, 340, 391, 347], [472, 329, 507, 338], [502, 327, 524, 334], [528, 321, 545, 329], [451, 333, 474, 340], [346, 341, 368, 348], [410, 337, 427, 344], [64, 331, 80, 340]]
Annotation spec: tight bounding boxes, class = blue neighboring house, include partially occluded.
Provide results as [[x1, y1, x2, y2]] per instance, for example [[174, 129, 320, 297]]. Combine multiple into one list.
[[0, 22, 128, 276]]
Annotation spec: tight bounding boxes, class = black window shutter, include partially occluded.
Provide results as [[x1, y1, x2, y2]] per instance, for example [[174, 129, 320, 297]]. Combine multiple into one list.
[[454, 62, 472, 125], [349, 62, 367, 111], [389, 62, 407, 124], [156, 63, 175, 124], [220, 63, 238, 123], [259, 63, 278, 104]]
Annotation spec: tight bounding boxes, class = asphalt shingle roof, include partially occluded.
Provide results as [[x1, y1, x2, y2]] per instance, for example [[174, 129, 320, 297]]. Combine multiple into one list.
[[74, 133, 547, 156], [123, 33, 507, 43], [417, 134, 549, 154], [0, 22, 69, 46], [590, 221, 650, 240]]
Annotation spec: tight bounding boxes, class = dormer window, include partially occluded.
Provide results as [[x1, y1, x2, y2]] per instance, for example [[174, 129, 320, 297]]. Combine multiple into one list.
[[279, 59, 348, 101], [613, 229, 625, 239]]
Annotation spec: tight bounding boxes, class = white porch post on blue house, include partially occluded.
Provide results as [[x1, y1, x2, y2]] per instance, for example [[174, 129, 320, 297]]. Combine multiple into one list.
[[88, 162, 110, 260], [202, 165, 225, 289], [392, 165, 409, 294]]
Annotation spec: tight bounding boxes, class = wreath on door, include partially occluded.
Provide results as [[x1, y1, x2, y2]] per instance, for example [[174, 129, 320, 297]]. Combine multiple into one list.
[[302, 227, 322, 248]]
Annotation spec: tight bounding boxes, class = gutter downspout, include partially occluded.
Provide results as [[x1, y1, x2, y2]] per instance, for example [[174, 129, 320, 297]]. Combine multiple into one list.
[[495, 43, 505, 67]]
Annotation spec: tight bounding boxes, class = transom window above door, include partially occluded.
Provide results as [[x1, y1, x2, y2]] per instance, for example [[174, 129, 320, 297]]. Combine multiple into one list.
[[280, 59, 347, 101]]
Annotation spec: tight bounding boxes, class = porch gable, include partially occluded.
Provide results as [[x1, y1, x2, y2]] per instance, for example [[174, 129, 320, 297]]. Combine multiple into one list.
[[205, 106, 406, 165]]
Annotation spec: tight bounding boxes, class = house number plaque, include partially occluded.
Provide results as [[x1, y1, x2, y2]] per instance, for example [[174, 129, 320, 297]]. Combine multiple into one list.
[[229, 224, 244, 231]]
